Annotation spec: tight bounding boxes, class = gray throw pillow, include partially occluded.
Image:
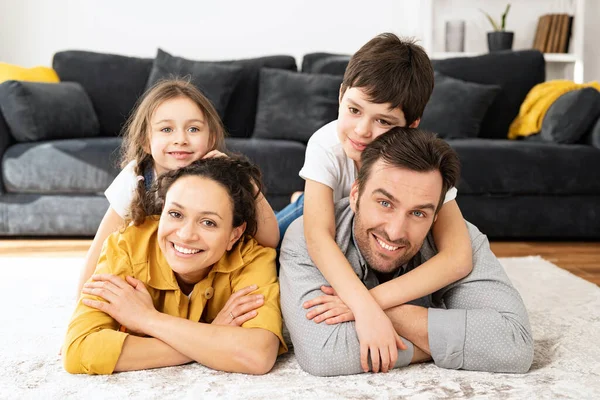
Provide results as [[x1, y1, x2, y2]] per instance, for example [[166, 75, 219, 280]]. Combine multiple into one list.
[[146, 49, 244, 118], [419, 72, 501, 139], [582, 115, 600, 149], [0, 81, 100, 142], [253, 68, 342, 142], [541, 88, 600, 144]]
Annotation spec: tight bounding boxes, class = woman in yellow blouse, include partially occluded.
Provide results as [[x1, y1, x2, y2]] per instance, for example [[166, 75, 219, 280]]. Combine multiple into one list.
[[63, 156, 287, 375]]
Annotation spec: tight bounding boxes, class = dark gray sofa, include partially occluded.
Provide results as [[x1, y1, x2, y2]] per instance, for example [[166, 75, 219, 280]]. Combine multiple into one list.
[[1, 49, 599, 239]]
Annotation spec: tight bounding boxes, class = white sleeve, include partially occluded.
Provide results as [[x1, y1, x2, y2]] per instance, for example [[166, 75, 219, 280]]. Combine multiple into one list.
[[104, 161, 139, 219], [443, 186, 458, 203], [298, 137, 339, 190]]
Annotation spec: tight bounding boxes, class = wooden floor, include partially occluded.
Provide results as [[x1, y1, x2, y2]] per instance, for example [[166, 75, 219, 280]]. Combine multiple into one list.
[[1, 240, 598, 286]]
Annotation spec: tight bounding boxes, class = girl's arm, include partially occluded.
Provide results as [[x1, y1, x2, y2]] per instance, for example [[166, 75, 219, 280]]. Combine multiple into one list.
[[370, 200, 473, 310], [75, 207, 124, 296], [253, 190, 280, 248], [304, 179, 404, 373]]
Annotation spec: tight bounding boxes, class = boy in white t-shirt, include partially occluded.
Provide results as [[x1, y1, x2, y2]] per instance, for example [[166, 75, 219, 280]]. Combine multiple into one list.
[[276, 33, 474, 372]]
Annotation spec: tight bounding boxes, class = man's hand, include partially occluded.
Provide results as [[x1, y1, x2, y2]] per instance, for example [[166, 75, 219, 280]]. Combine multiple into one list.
[[212, 285, 263, 326], [304, 286, 355, 324], [81, 274, 157, 335]]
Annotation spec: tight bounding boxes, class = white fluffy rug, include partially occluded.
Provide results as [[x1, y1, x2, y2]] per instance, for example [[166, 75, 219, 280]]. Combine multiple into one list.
[[2, 255, 600, 399]]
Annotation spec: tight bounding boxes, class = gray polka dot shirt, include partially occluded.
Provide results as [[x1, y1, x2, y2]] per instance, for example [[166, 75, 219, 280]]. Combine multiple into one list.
[[279, 198, 534, 376]]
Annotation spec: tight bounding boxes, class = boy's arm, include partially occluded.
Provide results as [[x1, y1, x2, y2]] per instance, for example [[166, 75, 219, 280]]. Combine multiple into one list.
[[304, 179, 404, 372], [370, 200, 473, 309], [252, 190, 280, 248], [75, 207, 124, 297]]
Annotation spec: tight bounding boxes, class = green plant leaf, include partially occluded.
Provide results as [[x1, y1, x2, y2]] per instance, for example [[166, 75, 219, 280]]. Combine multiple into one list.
[[501, 4, 511, 30], [479, 8, 500, 31]]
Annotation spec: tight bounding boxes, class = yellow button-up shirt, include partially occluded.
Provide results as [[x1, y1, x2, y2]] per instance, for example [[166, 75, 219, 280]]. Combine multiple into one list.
[[64, 217, 287, 374]]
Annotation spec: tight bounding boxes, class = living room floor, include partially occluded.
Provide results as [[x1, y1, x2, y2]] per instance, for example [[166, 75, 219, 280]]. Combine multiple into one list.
[[1, 240, 598, 286]]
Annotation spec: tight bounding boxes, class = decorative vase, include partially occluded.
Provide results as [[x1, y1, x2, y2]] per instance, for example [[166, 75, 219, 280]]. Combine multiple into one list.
[[445, 20, 466, 52], [487, 31, 514, 52]]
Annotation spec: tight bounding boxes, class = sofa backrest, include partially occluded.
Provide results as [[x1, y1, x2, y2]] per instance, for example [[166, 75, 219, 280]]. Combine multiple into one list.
[[53, 51, 154, 137], [212, 56, 297, 138], [432, 50, 545, 139], [53, 51, 298, 140]]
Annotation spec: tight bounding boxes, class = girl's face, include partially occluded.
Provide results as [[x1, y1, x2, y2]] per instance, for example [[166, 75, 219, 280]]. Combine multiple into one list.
[[147, 96, 212, 176], [157, 175, 245, 285]]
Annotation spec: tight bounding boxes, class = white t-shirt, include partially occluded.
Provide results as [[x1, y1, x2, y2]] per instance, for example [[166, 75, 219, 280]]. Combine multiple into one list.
[[104, 160, 140, 219], [299, 120, 458, 203]]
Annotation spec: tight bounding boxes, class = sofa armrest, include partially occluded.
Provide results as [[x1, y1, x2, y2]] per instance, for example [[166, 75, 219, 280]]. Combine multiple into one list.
[[0, 109, 15, 195]]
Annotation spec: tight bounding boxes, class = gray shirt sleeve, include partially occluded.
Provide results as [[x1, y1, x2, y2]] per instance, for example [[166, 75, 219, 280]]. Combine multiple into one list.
[[425, 222, 534, 373], [279, 216, 414, 377]]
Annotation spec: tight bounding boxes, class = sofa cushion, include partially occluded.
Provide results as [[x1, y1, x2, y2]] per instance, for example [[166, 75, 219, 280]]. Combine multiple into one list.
[[3, 138, 121, 193], [216, 56, 298, 138], [53, 51, 153, 136], [433, 50, 545, 139], [0, 81, 100, 142], [146, 50, 297, 138], [226, 137, 305, 196], [301, 52, 351, 75], [583, 116, 600, 149], [449, 139, 600, 195], [541, 88, 600, 144], [420, 72, 500, 139], [146, 49, 244, 119], [253, 68, 341, 143]]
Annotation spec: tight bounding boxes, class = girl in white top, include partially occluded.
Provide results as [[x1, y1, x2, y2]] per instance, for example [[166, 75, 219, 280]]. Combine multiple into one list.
[[75, 79, 280, 297]]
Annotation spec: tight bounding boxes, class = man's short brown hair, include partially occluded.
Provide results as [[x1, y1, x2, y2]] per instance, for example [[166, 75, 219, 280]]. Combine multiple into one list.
[[357, 127, 460, 213], [342, 33, 434, 126]]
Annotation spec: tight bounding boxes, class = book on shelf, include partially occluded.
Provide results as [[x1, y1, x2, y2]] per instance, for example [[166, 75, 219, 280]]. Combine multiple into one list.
[[532, 13, 573, 54]]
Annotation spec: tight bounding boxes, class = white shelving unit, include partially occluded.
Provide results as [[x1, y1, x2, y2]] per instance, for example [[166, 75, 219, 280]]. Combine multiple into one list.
[[421, 0, 585, 83]]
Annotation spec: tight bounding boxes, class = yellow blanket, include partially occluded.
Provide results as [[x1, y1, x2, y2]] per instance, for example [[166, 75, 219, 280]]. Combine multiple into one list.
[[508, 80, 600, 139]]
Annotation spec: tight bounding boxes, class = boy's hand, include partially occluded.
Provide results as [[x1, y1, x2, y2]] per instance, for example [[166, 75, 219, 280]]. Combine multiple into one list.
[[304, 286, 355, 324], [354, 300, 407, 373], [212, 285, 263, 326]]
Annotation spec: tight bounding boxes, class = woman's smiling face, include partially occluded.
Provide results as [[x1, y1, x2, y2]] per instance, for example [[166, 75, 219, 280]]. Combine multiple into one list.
[[157, 175, 245, 285]]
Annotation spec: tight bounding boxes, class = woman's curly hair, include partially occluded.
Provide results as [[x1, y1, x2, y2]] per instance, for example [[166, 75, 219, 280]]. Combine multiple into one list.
[[127, 155, 263, 237]]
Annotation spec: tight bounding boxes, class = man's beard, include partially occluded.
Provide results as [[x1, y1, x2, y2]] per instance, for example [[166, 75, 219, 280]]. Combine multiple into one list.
[[354, 206, 423, 274]]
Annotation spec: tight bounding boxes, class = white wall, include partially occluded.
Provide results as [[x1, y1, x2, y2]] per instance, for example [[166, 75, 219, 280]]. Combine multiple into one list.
[[0, 0, 423, 68], [0, 0, 597, 81]]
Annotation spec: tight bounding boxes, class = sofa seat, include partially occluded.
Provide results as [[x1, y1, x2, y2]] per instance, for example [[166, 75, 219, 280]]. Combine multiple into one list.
[[3, 138, 121, 194], [449, 139, 600, 195], [2, 136, 306, 212]]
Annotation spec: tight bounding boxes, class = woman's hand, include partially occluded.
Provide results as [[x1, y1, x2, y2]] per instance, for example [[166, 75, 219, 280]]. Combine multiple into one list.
[[81, 274, 157, 335], [212, 284, 264, 326], [203, 150, 228, 159], [303, 286, 356, 324]]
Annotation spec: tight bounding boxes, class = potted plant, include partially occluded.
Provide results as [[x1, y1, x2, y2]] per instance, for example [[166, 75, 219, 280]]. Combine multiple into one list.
[[481, 4, 513, 52]]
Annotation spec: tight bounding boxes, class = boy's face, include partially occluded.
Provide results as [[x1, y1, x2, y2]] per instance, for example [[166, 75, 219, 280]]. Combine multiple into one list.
[[337, 87, 419, 166]]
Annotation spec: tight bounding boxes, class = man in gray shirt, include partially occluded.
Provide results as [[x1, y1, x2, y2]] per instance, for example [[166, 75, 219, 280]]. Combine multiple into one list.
[[279, 127, 534, 376]]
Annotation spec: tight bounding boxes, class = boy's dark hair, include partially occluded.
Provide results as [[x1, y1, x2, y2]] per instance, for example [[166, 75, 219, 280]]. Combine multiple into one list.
[[342, 33, 434, 126], [129, 155, 263, 237], [357, 127, 460, 213]]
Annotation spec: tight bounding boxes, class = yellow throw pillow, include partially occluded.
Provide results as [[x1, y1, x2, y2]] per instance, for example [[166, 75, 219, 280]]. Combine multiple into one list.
[[0, 62, 60, 84]]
